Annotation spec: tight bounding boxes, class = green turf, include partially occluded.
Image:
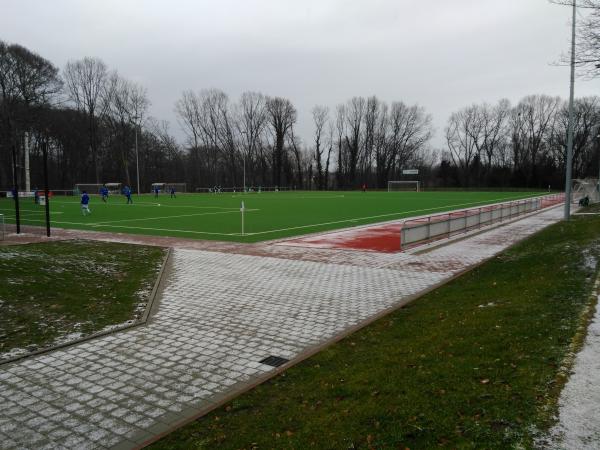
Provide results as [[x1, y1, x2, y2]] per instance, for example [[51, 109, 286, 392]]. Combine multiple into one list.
[[150, 213, 600, 450], [0, 240, 166, 358], [0, 191, 546, 243]]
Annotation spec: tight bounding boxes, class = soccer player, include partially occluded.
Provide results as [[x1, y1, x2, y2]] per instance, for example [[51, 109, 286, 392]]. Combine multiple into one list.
[[124, 185, 133, 204], [81, 191, 91, 215], [154, 185, 160, 198], [100, 184, 109, 203], [170, 187, 176, 198]]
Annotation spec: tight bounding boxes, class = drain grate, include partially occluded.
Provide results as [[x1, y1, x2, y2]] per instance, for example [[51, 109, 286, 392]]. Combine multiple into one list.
[[259, 355, 290, 367]]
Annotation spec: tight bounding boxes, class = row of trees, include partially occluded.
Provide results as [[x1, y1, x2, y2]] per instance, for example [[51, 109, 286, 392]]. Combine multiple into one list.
[[1, 40, 599, 193], [444, 95, 600, 188], [174, 90, 434, 189]]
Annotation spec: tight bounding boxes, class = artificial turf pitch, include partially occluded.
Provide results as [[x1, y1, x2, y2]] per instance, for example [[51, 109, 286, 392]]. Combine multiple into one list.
[[0, 191, 545, 243]]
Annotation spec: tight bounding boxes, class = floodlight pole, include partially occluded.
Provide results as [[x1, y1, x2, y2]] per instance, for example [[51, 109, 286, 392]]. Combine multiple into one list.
[[10, 141, 21, 234], [135, 123, 141, 196], [42, 136, 51, 237], [564, 0, 577, 219], [241, 130, 247, 193]]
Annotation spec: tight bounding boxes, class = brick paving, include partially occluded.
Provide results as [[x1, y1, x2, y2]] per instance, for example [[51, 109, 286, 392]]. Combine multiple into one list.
[[0, 207, 563, 449]]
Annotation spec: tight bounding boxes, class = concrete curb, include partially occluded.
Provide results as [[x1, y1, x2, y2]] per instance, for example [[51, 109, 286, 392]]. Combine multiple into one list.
[[0, 246, 172, 366]]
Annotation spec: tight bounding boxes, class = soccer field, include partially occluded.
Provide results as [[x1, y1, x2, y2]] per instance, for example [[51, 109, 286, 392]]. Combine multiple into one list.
[[0, 191, 547, 243]]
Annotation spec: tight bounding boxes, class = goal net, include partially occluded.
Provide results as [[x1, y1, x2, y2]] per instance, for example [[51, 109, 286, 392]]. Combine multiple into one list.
[[572, 178, 599, 204], [388, 181, 420, 192], [164, 183, 186, 193], [74, 183, 103, 195]]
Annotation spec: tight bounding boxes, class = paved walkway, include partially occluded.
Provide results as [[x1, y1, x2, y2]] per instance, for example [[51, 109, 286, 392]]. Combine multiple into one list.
[[0, 207, 563, 449]]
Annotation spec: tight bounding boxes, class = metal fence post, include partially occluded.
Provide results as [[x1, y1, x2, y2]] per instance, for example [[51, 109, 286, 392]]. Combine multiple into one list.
[[427, 216, 431, 240]]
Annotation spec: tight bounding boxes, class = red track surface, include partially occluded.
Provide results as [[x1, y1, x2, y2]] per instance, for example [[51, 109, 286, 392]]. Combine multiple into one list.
[[277, 223, 403, 253]]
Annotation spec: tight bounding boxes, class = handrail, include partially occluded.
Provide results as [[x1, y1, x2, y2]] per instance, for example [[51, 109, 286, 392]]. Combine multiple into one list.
[[400, 193, 565, 251]]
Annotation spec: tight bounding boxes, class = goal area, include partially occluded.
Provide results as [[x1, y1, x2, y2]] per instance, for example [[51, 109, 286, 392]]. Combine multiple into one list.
[[388, 181, 420, 192]]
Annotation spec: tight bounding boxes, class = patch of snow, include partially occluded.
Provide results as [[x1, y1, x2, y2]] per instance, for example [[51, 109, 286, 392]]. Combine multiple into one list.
[[542, 296, 600, 449]]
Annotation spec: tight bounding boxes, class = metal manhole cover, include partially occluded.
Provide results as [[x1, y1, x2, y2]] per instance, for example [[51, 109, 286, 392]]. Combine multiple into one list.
[[259, 355, 289, 367]]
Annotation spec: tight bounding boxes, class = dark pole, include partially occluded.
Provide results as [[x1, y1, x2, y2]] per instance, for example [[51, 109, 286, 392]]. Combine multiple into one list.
[[42, 136, 51, 237], [10, 142, 21, 234]]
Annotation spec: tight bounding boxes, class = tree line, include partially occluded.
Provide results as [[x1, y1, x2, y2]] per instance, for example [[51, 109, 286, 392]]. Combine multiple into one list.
[[1, 40, 599, 193]]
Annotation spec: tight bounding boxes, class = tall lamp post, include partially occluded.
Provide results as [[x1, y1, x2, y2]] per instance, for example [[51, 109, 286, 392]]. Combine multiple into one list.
[[132, 116, 141, 196], [564, 0, 577, 219], [241, 130, 248, 193]]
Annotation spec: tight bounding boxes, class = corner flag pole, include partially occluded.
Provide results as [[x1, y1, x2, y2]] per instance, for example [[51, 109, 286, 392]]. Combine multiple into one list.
[[564, 0, 576, 220]]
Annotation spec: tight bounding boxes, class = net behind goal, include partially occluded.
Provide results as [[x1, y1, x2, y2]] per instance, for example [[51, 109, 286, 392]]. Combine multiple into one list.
[[74, 184, 103, 194], [572, 178, 599, 204], [388, 181, 420, 192]]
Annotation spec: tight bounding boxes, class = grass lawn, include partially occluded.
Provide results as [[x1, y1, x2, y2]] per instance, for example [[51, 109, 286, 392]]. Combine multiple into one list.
[[151, 214, 600, 449], [0, 191, 545, 243], [0, 240, 166, 359]]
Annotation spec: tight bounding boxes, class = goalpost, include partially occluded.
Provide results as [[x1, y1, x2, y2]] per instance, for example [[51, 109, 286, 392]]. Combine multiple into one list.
[[388, 180, 420, 192], [572, 178, 599, 204], [153, 183, 187, 193], [74, 183, 103, 195]]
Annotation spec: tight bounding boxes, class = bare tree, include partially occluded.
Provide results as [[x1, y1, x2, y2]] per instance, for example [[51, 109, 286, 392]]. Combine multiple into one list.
[[266, 96, 296, 186], [174, 90, 204, 186], [104, 73, 149, 187], [446, 106, 480, 186], [377, 102, 433, 188], [0, 41, 61, 231], [234, 92, 268, 187], [311, 105, 329, 190], [287, 127, 303, 188], [511, 95, 562, 185], [551, 1, 600, 77], [63, 57, 109, 182], [344, 97, 365, 187], [334, 104, 346, 188]]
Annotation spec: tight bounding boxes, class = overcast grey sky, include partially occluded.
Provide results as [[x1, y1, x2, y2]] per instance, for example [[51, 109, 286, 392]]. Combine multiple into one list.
[[1, 0, 598, 148]]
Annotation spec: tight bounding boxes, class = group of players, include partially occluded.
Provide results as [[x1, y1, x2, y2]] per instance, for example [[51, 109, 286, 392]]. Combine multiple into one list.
[[80, 185, 177, 216]]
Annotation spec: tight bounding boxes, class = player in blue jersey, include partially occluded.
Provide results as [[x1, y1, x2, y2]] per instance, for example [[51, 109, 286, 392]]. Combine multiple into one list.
[[100, 185, 109, 203], [81, 191, 91, 215], [124, 185, 133, 204]]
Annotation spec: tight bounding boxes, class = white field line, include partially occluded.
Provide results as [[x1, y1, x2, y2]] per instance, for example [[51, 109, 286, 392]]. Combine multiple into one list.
[[61, 222, 239, 236], [87, 209, 259, 226], [229, 194, 347, 200], [244, 194, 544, 236], [49, 201, 240, 210], [0, 209, 64, 216]]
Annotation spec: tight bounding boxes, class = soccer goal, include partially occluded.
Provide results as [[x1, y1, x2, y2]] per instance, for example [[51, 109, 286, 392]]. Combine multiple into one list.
[[164, 183, 186, 193], [105, 183, 122, 194], [572, 178, 599, 204], [74, 183, 103, 195], [388, 180, 420, 192]]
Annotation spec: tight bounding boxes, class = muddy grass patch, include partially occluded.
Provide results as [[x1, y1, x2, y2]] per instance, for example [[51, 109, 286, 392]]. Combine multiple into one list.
[[0, 240, 166, 361]]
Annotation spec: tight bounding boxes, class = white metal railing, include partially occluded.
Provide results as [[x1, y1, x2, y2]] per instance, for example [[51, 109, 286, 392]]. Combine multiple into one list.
[[400, 193, 565, 250]]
